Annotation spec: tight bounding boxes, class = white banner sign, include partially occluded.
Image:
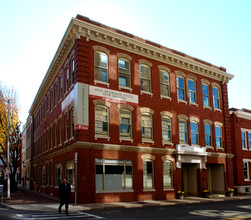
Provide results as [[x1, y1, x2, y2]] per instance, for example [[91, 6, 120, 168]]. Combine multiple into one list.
[[74, 82, 89, 130], [89, 85, 138, 105]]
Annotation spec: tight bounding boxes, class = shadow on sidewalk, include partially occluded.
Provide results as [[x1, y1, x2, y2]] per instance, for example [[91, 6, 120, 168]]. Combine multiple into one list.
[[2, 187, 59, 205]]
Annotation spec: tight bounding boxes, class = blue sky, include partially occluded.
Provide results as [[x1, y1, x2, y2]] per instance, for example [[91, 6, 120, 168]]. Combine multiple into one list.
[[1, 0, 251, 125]]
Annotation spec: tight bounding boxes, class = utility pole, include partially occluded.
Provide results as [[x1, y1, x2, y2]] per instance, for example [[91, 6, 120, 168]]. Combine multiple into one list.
[[7, 99, 11, 198]]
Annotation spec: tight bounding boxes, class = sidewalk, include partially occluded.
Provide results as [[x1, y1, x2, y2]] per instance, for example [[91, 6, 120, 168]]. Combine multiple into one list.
[[1, 187, 251, 212]]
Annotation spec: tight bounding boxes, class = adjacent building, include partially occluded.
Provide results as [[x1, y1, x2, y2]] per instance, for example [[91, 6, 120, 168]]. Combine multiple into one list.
[[23, 15, 234, 203], [230, 108, 251, 193], [21, 115, 32, 189]]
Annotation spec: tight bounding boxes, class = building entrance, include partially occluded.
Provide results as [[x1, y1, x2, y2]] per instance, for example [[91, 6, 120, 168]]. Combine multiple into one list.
[[207, 164, 225, 194], [182, 163, 200, 196]]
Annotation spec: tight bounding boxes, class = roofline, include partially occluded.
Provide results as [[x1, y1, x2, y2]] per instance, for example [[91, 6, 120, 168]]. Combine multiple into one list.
[[29, 15, 234, 115]]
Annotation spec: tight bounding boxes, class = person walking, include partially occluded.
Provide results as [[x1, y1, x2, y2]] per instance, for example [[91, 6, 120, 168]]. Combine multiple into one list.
[[58, 177, 71, 215]]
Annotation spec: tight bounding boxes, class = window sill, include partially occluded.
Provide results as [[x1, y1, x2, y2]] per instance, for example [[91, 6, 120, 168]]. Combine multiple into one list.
[[160, 95, 171, 101], [120, 138, 133, 143], [58, 144, 62, 148], [54, 186, 59, 189], [163, 188, 175, 192], [54, 145, 57, 148], [216, 147, 224, 151], [178, 99, 187, 105], [206, 146, 214, 150], [203, 106, 212, 110], [95, 135, 110, 141], [189, 102, 198, 107], [141, 90, 153, 97], [94, 80, 110, 87], [64, 140, 68, 145], [242, 148, 248, 151], [214, 108, 222, 113], [162, 141, 174, 146], [96, 189, 134, 193], [69, 84, 74, 91], [244, 179, 250, 182], [142, 139, 154, 144], [69, 136, 74, 142], [143, 189, 155, 192], [119, 86, 132, 92]]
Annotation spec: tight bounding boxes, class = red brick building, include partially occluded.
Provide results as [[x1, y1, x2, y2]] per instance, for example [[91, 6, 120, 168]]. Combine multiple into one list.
[[230, 108, 251, 193], [28, 15, 234, 204]]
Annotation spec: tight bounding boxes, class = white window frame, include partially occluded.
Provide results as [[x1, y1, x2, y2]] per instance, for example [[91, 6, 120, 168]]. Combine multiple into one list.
[[249, 133, 251, 149], [177, 76, 186, 102], [204, 124, 212, 147], [160, 70, 170, 97], [140, 64, 151, 93], [94, 51, 108, 83], [161, 116, 172, 142], [215, 126, 222, 148], [202, 83, 210, 108], [242, 130, 247, 150], [163, 160, 173, 189], [143, 159, 154, 190], [118, 58, 131, 88], [213, 86, 220, 109], [141, 113, 153, 141], [188, 79, 196, 104], [243, 160, 250, 181], [179, 120, 187, 144], [95, 105, 109, 136], [119, 109, 132, 139], [190, 121, 199, 145]]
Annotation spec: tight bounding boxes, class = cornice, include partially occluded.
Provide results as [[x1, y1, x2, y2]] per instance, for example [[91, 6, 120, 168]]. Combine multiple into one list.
[[72, 18, 234, 84], [33, 141, 176, 163], [29, 19, 76, 114], [232, 110, 251, 121], [29, 16, 234, 115]]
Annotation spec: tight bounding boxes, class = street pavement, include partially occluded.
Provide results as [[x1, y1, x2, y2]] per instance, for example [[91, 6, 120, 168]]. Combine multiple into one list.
[[1, 187, 251, 213]]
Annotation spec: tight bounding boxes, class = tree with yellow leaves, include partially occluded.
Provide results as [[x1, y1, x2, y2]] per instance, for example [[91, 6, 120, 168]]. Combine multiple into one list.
[[0, 82, 21, 191]]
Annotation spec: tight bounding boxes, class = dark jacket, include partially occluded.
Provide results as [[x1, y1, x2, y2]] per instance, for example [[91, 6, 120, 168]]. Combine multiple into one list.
[[58, 182, 71, 199]]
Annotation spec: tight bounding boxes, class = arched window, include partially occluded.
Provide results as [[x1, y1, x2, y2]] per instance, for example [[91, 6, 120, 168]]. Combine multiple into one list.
[[95, 105, 109, 136], [188, 79, 196, 104], [64, 112, 69, 141], [65, 66, 69, 93], [140, 64, 151, 92], [215, 125, 222, 147], [118, 58, 131, 88], [177, 76, 185, 101], [190, 121, 199, 145], [202, 83, 210, 107], [143, 159, 154, 189], [163, 160, 173, 189], [160, 70, 170, 97], [161, 116, 172, 141], [141, 112, 153, 140], [119, 109, 132, 138], [204, 124, 212, 146], [70, 108, 74, 138], [94, 51, 108, 82], [70, 56, 74, 86], [179, 119, 187, 144], [213, 86, 220, 109]]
